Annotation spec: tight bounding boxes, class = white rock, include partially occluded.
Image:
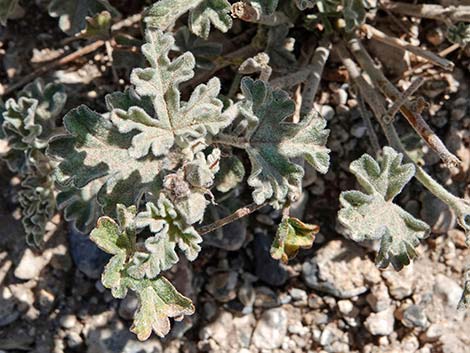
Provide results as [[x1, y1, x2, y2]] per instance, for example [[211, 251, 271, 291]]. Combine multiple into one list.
[[434, 274, 462, 308], [14, 248, 49, 280], [364, 307, 395, 336], [252, 308, 288, 349]]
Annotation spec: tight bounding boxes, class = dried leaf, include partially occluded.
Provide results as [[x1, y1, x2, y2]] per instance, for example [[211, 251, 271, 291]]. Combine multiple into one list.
[[271, 217, 319, 263], [338, 147, 430, 270]]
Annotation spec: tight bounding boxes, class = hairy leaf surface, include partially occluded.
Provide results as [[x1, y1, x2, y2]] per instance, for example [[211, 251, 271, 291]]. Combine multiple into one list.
[[338, 147, 430, 270], [48, 106, 163, 212], [238, 77, 330, 207], [90, 204, 194, 340], [111, 30, 227, 159], [131, 277, 194, 340], [189, 0, 232, 39]]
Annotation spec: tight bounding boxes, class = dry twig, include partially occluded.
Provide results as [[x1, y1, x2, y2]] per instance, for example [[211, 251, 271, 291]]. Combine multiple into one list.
[[347, 38, 461, 168], [381, 2, 470, 23], [197, 202, 265, 235], [360, 24, 454, 70]]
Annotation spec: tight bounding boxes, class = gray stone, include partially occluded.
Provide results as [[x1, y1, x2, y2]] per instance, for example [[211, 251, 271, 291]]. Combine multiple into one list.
[[254, 233, 288, 287], [69, 226, 110, 280], [402, 305, 428, 328], [206, 271, 238, 303], [302, 240, 380, 298], [364, 307, 395, 336], [252, 308, 288, 349]]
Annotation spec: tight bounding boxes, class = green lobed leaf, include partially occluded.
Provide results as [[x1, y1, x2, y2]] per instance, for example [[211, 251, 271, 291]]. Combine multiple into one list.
[[144, 0, 203, 31], [47, 105, 163, 213], [271, 217, 319, 263], [130, 277, 194, 340], [137, 195, 203, 261], [18, 175, 56, 246], [111, 29, 228, 159], [90, 204, 195, 339], [56, 180, 102, 234], [48, 0, 120, 35], [236, 77, 330, 207], [189, 0, 232, 39], [338, 147, 430, 270]]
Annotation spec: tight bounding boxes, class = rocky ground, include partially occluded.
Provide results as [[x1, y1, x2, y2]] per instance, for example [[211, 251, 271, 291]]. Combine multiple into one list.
[[1, 1, 470, 353]]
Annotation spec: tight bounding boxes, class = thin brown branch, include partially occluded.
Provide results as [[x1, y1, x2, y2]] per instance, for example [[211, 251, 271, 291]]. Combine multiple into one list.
[[403, 43, 461, 78], [3, 14, 142, 95], [381, 2, 470, 23], [347, 38, 461, 168], [3, 40, 105, 95], [383, 77, 425, 124], [360, 24, 454, 70], [197, 202, 266, 235]]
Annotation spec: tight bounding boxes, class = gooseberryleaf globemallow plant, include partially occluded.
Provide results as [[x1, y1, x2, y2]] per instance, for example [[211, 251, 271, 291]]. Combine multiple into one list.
[[45, 29, 330, 340], [2, 0, 470, 342]]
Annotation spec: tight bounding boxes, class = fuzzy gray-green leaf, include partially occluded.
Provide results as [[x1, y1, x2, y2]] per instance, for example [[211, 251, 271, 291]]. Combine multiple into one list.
[[338, 147, 430, 270], [48, 105, 163, 213], [131, 277, 194, 340], [144, 0, 202, 31], [111, 30, 227, 159], [237, 77, 330, 207], [189, 0, 232, 39]]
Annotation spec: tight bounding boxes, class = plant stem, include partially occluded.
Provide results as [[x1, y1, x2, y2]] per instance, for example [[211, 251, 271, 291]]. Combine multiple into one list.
[[347, 37, 460, 168], [211, 133, 249, 149], [336, 41, 470, 239], [381, 2, 470, 23], [197, 202, 266, 235], [359, 24, 454, 70], [357, 93, 381, 155], [300, 40, 331, 117]]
